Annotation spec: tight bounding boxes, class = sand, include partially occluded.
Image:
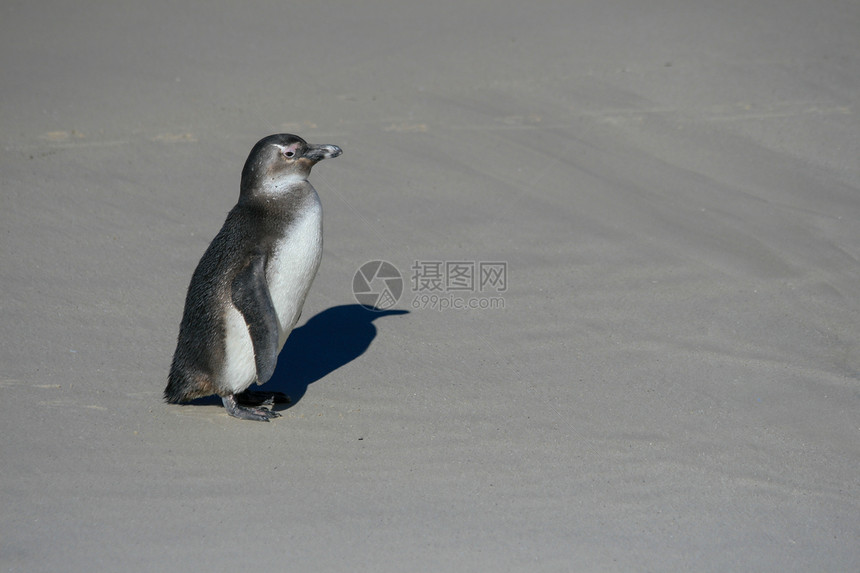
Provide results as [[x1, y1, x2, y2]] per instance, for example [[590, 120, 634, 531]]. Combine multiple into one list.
[[2, 0, 859, 571]]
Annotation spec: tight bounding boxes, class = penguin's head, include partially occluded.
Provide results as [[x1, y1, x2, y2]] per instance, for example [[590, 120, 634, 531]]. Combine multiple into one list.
[[240, 133, 342, 197]]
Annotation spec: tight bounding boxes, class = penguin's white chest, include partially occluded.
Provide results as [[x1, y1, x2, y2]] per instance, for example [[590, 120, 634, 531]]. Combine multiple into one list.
[[266, 200, 323, 347]]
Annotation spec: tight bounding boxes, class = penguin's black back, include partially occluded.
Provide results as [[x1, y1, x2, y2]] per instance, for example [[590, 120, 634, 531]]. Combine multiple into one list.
[[165, 202, 281, 403]]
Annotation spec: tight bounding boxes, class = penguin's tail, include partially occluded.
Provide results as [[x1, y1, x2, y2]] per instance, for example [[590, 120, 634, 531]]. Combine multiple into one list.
[[164, 367, 215, 404]]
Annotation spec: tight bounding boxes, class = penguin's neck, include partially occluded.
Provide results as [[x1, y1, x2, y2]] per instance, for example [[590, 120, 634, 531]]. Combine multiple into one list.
[[260, 173, 309, 194], [239, 175, 313, 204]]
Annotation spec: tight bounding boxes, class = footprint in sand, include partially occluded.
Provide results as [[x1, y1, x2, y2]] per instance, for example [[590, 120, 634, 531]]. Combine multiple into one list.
[[40, 130, 85, 142]]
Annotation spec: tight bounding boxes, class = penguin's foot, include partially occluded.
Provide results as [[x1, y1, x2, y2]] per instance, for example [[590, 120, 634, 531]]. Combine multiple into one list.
[[235, 390, 292, 407], [222, 394, 282, 422]]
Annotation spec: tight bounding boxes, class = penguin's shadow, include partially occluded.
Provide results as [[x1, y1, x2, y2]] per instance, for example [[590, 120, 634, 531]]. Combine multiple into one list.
[[189, 304, 408, 409], [263, 304, 408, 406]]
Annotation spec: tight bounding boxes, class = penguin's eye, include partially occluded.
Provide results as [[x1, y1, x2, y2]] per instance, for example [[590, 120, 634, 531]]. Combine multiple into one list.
[[284, 150, 295, 158]]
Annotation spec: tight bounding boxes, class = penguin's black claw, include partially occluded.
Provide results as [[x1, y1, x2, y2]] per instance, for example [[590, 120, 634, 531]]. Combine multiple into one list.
[[222, 394, 282, 422], [235, 390, 292, 406]]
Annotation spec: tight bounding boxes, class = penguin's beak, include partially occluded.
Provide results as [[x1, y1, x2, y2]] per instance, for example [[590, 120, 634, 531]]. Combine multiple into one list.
[[303, 144, 343, 161]]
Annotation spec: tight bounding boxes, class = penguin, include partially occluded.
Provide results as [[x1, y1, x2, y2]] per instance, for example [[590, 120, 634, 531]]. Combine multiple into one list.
[[165, 134, 342, 421]]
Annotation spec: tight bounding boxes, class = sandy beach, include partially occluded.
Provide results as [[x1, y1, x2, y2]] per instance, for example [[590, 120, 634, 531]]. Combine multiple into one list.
[[2, 1, 859, 570]]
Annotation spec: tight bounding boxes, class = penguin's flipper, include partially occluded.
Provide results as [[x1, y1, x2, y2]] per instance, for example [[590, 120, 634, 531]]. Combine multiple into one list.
[[231, 248, 279, 384]]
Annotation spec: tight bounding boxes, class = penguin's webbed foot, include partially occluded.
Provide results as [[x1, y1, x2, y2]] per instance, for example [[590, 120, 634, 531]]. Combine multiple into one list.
[[235, 389, 292, 407], [222, 394, 282, 422]]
